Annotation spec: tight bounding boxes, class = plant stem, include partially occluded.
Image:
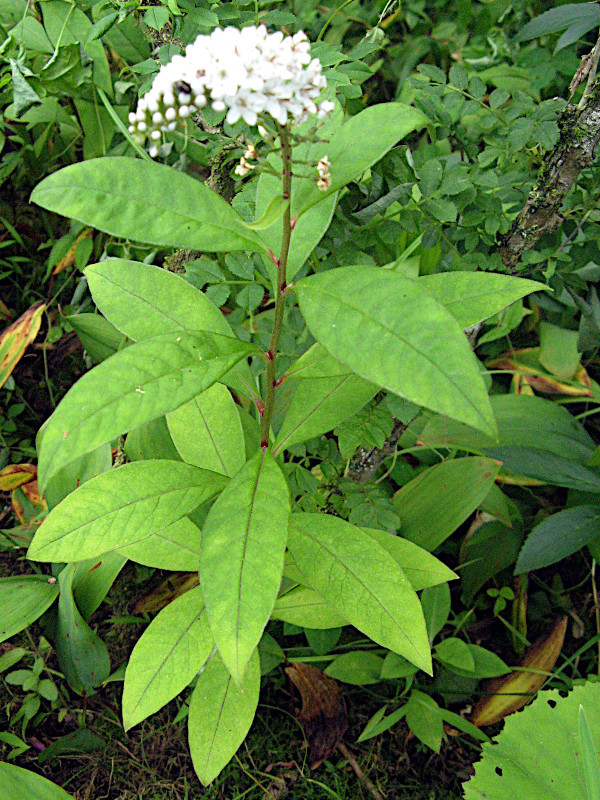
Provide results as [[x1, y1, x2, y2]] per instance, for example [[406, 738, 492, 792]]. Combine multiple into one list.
[[260, 127, 292, 446]]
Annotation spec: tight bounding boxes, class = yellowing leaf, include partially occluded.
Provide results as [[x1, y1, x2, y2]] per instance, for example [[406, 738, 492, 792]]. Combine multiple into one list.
[[0, 302, 45, 389], [0, 464, 37, 491], [487, 348, 593, 397], [470, 616, 567, 726], [52, 229, 92, 275]]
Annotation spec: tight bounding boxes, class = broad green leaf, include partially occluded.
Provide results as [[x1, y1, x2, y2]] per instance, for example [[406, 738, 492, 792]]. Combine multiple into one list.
[[119, 517, 202, 571], [288, 513, 431, 673], [272, 586, 347, 629], [31, 158, 266, 253], [66, 313, 126, 363], [515, 3, 600, 42], [539, 322, 581, 380], [0, 763, 73, 800], [419, 273, 544, 329], [273, 373, 378, 454], [255, 160, 338, 286], [361, 528, 457, 590], [325, 652, 385, 685], [73, 552, 127, 620], [85, 259, 254, 396], [123, 586, 213, 729], [421, 394, 595, 463], [406, 691, 444, 752], [285, 343, 351, 379], [435, 637, 475, 672], [244, 195, 288, 230], [464, 684, 600, 800], [460, 521, 523, 606], [294, 103, 428, 215], [188, 650, 260, 786], [381, 651, 419, 679], [295, 267, 496, 437], [486, 447, 600, 492], [200, 451, 290, 684], [392, 457, 500, 551], [167, 384, 245, 476], [516, 505, 600, 573], [421, 583, 451, 642], [449, 644, 511, 679], [125, 417, 181, 462], [54, 565, 110, 695], [0, 575, 59, 644], [45, 443, 112, 510], [36, 330, 255, 489], [28, 460, 225, 562]]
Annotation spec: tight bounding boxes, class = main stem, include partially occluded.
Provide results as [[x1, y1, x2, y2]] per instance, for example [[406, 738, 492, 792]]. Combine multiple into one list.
[[260, 127, 292, 446]]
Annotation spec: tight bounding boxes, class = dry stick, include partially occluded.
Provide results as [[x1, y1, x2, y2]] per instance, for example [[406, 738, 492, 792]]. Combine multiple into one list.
[[500, 32, 600, 272], [337, 742, 385, 800]]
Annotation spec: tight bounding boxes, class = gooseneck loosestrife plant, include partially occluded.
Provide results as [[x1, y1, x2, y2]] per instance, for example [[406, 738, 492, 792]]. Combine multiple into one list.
[[26, 24, 543, 785]]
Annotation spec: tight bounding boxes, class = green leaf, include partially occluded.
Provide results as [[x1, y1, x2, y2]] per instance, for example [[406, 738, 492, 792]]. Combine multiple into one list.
[[325, 651, 385, 685], [244, 195, 288, 230], [294, 104, 428, 215], [73, 552, 127, 620], [85, 11, 119, 43], [419, 273, 545, 329], [123, 586, 213, 729], [392, 457, 500, 551], [125, 417, 181, 462], [435, 637, 475, 672], [273, 373, 378, 454], [486, 447, 600, 492], [460, 521, 523, 606], [405, 691, 444, 752], [448, 645, 511, 679], [10, 58, 41, 116], [119, 517, 203, 571], [188, 650, 260, 786], [516, 505, 600, 573], [28, 460, 226, 562], [0, 763, 73, 800], [45, 443, 112, 510], [579, 705, 600, 800], [85, 259, 254, 397], [464, 684, 600, 800], [380, 651, 419, 679], [31, 158, 267, 253], [421, 583, 451, 642], [200, 451, 290, 684], [0, 576, 59, 644], [144, 6, 170, 30], [361, 528, 457, 591], [515, 3, 600, 42], [66, 313, 126, 364], [167, 384, 245, 476], [272, 585, 347, 629], [36, 330, 255, 490], [295, 267, 496, 437], [288, 513, 431, 673], [255, 160, 338, 286], [54, 565, 110, 695]]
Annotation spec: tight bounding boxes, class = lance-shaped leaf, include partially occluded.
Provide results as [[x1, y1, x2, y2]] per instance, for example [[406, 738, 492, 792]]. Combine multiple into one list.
[[188, 649, 260, 786], [200, 451, 290, 684], [0, 575, 59, 644], [167, 384, 245, 476], [288, 513, 431, 673], [123, 585, 213, 730], [85, 259, 254, 396], [36, 330, 255, 490], [273, 373, 378, 454], [418, 272, 545, 329], [295, 267, 496, 437], [28, 460, 225, 563], [272, 586, 348, 629], [119, 517, 202, 571], [31, 157, 266, 253], [0, 763, 74, 800], [0, 302, 45, 389], [516, 505, 600, 573], [293, 103, 428, 215]]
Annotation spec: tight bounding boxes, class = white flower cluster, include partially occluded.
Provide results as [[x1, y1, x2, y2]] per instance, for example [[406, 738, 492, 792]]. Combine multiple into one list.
[[128, 25, 334, 155]]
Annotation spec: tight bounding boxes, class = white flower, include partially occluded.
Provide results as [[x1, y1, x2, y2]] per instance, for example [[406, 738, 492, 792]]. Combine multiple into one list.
[[317, 155, 331, 178], [244, 141, 259, 160], [128, 25, 333, 156], [235, 156, 256, 176], [317, 175, 331, 192]]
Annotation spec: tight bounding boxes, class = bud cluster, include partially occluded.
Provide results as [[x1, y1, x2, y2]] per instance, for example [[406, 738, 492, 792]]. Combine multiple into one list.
[[128, 25, 334, 156]]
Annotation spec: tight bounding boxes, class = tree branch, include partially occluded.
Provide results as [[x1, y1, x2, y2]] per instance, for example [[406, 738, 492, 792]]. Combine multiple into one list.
[[500, 72, 600, 271]]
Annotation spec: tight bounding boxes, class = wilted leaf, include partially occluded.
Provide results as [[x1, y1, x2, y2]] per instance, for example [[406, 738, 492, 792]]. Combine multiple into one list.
[[0, 464, 36, 491], [285, 662, 348, 767], [52, 230, 92, 275], [12, 479, 46, 525], [0, 302, 45, 389], [470, 617, 567, 726], [132, 572, 198, 614], [487, 348, 593, 397]]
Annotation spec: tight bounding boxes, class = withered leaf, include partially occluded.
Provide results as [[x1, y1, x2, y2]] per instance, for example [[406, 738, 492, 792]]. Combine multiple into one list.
[[470, 616, 567, 726], [0, 302, 45, 389], [132, 571, 198, 614], [286, 662, 348, 767], [0, 463, 37, 491]]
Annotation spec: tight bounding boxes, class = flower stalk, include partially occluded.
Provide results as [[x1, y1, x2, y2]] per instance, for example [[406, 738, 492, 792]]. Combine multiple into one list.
[[260, 126, 293, 446]]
